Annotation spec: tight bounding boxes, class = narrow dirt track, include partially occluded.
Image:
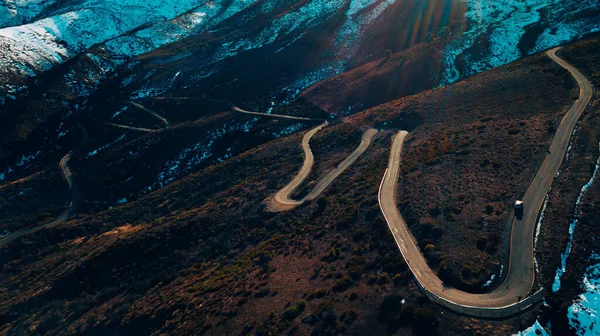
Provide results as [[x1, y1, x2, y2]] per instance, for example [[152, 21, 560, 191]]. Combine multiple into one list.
[[378, 47, 593, 316], [84, 114, 158, 133], [0, 122, 88, 248], [128, 101, 171, 128], [104, 122, 156, 133], [270, 126, 378, 211], [0, 171, 43, 190]]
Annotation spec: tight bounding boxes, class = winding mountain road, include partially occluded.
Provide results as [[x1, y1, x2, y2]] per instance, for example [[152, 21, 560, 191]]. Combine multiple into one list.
[[270, 125, 378, 211], [0, 122, 88, 248], [154, 97, 319, 121], [152, 97, 362, 211], [378, 47, 593, 316]]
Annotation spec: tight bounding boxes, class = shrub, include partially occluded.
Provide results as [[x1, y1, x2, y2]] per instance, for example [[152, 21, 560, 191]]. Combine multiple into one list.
[[485, 234, 500, 254], [317, 196, 327, 209], [313, 288, 328, 299], [476, 237, 487, 251], [322, 248, 342, 262], [428, 205, 441, 217], [431, 226, 443, 240], [333, 276, 354, 292], [438, 262, 456, 286], [412, 307, 440, 335], [547, 120, 557, 133], [380, 295, 412, 327], [418, 220, 434, 238], [382, 254, 407, 273], [254, 288, 270, 298], [462, 265, 473, 279], [352, 227, 368, 242], [340, 309, 358, 325], [282, 300, 306, 321]]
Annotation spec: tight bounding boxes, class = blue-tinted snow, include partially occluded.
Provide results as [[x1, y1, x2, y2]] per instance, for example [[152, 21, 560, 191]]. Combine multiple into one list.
[[272, 123, 305, 138], [336, 0, 396, 56], [482, 273, 496, 288], [534, 191, 551, 273], [288, 60, 346, 98], [2, 0, 598, 120], [0, 0, 215, 81], [87, 134, 126, 157], [514, 321, 550, 336], [155, 120, 257, 187], [568, 254, 600, 335], [0, 0, 404, 107], [0, 0, 61, 28], [15, 150, 41, 167], [441, 0, 600, 85], [483, 265, 504, 289], [112, 106, 128, 119], [553, 145, 600, 292], [233, 0, 342, 54]]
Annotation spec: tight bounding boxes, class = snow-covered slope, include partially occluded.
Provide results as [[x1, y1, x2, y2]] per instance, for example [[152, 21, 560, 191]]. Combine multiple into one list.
[[442, 0, 600, 84], [0, 0, 214, 82], [1, 0, 599, 171], [0, 0, 59, 28], [1, 0, 599, 100]]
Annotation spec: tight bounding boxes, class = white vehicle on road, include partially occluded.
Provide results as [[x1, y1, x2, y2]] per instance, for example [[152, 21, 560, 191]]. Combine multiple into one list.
[[515, 200, 524, 210]]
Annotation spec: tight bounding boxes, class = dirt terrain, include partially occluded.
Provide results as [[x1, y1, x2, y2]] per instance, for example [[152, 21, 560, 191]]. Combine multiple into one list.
[[2, 18, 600, 335]]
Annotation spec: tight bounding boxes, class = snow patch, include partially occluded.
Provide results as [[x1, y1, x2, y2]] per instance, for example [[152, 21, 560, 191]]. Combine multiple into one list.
[[16, 150, 41, 167], [553, 144, 600, 292], [272, 123, 305, 138], [87, 134, 126, 157], [441, 0, 600, 86], [514, 321, 550, 336], [154, 119, 258, 188], [568, 253, 600, 335]]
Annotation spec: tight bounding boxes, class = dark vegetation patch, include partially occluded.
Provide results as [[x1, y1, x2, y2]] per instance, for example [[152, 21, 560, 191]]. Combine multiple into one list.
[[0, 169, 69, 233], [0, 124, 436, 335]]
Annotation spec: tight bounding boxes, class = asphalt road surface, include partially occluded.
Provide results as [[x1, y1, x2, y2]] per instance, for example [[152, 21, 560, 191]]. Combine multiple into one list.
[[378, 47, 593, 310]]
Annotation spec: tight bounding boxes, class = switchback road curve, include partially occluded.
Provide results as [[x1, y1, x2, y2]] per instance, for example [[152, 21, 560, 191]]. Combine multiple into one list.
[[269, 126, 378, 211], [378, 47, 593, 317]]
